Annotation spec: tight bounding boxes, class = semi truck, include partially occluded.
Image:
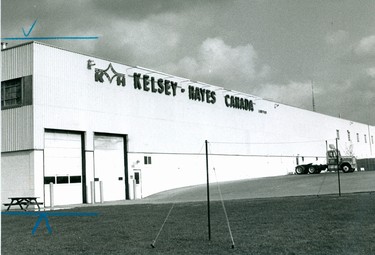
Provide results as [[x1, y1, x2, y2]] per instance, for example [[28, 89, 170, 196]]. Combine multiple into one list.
[[295, 147, 356, 175]]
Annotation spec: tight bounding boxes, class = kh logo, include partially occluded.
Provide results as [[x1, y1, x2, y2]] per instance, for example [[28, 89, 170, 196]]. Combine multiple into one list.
[[95, 63, 126, 86]]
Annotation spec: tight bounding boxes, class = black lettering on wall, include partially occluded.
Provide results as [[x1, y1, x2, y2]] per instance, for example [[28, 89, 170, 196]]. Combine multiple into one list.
[[133, 73, 142, 90]]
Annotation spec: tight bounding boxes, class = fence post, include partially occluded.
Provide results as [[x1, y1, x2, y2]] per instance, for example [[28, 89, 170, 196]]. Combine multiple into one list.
[[205, 140, 211, 241], [336, 138, 341, 197]]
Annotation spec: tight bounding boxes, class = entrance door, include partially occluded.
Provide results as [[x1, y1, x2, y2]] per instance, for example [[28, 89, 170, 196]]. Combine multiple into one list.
[[133, 170, 142, 199], [94, 135, 126, 202]]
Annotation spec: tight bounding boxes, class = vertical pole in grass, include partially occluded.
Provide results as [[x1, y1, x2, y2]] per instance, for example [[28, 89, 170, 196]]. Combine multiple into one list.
[[205, 140, 211, 241], [336, 138, 341, 196]]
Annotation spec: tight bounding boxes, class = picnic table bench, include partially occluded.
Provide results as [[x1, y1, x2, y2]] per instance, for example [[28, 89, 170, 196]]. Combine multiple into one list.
[[3, 197, 43, 211]]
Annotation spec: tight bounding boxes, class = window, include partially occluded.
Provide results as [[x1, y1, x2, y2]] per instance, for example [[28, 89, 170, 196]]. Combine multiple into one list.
[[1, 78, 22, 108], [144, 156, 152, 165], [364, 134, 367, 143], [70, 176, 82, 183], [372, 136, 374, 144], [336, 130, 340, 140], [57, 176, 69, 184], [134, 172, 140, 184], [44, 176, 56, 184], [357, 133, 360, 142], [347, 130, 351, 142], [1, 76, 32, 110]]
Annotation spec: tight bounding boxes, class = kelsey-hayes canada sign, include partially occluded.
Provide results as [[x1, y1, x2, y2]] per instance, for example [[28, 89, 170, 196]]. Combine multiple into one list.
[[94, 63, 254, 112]]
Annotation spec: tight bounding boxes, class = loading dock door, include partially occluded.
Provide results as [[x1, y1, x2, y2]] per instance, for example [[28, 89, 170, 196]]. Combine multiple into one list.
[[44, 131, 83, 206], [94, 135, 126, 202]]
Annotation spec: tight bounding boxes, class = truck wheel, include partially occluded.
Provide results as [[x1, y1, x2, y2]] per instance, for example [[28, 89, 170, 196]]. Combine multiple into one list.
[[308, 166, 316, 174], [295, 166, 305, 175], [341, 164, 351, 173]]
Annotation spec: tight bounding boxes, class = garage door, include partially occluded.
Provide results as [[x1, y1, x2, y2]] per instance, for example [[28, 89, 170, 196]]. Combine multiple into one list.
[[94, 135, 126, 202], [44, 131, 84, 206]]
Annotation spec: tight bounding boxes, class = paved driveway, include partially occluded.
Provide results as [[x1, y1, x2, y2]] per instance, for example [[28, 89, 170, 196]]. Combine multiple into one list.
[[143, 171, 375, 204]]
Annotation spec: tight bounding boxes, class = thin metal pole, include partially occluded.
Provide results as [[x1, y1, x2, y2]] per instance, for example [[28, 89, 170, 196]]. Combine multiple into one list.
[[325, 140, 328, 153], [205, 140, 211, 241], [336, 138, 341, 196]]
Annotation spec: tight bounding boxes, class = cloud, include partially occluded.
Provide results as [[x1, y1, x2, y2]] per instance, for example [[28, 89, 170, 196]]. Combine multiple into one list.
[[164, 37, 269, 88], [323, 78, 374, 123], [366, 67, 375, 78], [326, 30, 348, 45], [116, 14, 181, 57], [253, 81, 315, 110], [258, 65, 271, 79], [354, 35, 375, 56], [253, 78, 374, 125]]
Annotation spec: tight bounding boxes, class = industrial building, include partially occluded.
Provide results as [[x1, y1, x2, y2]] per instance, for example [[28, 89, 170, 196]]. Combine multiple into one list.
[[2, 42, 374, 207]]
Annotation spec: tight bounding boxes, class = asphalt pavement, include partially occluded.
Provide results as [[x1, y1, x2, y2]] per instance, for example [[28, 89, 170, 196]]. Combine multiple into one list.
[[142, 171, 375, 204], [61, 171, 375, 210]]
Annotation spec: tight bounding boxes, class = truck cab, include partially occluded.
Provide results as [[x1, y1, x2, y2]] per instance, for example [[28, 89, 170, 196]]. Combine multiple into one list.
[[326, 149, 356, 173], [295, 149, 356, 175]]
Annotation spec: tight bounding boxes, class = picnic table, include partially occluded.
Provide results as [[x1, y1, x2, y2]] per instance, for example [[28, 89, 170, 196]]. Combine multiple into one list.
[[3, 197, 43, 211]]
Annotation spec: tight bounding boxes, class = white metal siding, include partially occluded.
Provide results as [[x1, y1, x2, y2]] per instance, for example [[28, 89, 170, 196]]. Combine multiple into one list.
[[1, 43, 34, 152], [1, 151, 35, 208], [1, 43, 33, 80], [1, 106, 33, 151], [33, 43, 93, 149]]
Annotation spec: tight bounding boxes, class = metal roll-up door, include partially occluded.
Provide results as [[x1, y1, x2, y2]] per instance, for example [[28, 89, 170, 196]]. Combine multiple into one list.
[[44, 131, 83, 206], [94, 135, 126, 202]]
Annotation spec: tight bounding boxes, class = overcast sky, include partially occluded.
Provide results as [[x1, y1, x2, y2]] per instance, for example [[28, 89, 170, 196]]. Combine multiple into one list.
[[2, 0, 374, 125]]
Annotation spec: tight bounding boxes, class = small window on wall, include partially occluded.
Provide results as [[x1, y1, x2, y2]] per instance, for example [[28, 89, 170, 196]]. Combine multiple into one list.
[[134, 172, 140, 184], [57, 176, 69, 184], [372, 136, 374, 144], [347, 130, 351, 142], [1, 78, 22, 108], [1, 76, 32, 110], [44, 176, 56, 184], [70, 176, 82, 183], [357, 133, 360, 142], [144, 156, 152, 165], [336, 130, 340, 140], [364, 134, 367, 143]]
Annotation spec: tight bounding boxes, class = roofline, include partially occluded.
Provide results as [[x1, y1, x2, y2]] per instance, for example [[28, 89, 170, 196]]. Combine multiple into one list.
[[1, 41, 34, 51]]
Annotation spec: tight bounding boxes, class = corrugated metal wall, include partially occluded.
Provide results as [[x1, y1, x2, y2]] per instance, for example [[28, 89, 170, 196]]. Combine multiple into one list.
[[1, 43, 34, 151], [2, 43, 33, 80], [2, 106, 33, 151]]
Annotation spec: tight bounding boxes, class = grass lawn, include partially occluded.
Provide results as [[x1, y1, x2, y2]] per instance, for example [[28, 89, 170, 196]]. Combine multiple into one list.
[[2, 193, 375, 255]]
